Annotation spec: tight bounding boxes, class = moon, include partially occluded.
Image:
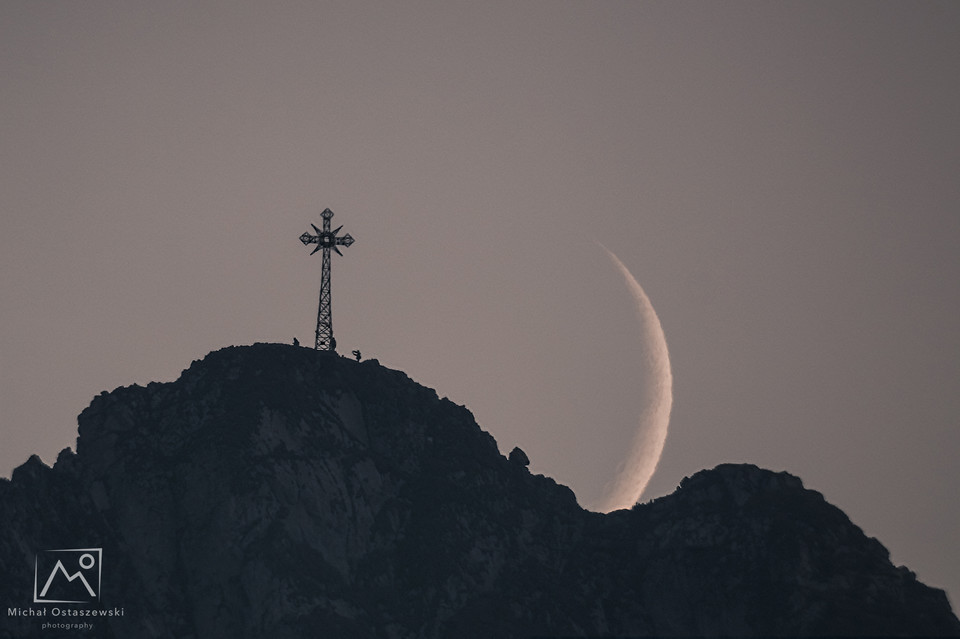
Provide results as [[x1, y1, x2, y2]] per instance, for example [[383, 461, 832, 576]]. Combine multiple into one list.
[[597, 244, 674, 512]]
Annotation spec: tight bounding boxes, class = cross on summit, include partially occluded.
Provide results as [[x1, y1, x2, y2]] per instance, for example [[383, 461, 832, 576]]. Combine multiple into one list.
[[299, 208, 355, 351]]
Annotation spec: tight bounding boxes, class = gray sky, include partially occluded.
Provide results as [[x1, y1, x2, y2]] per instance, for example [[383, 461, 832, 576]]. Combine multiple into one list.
[[2, 0, 958, 607]]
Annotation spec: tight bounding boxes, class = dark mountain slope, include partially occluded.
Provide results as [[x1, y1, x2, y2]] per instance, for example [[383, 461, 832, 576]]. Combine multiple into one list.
[[1, 344, 956, 638]]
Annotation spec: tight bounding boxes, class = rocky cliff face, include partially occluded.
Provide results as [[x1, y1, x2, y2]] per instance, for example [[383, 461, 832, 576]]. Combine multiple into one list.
[[1, 344, 957, 638]]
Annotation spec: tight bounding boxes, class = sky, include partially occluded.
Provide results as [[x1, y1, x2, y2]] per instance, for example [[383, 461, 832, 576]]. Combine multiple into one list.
[[2, 0, 958, 608]]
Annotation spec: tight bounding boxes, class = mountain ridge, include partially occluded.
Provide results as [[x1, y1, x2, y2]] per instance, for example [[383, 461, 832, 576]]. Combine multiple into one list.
[[1, 343, 957, 637]]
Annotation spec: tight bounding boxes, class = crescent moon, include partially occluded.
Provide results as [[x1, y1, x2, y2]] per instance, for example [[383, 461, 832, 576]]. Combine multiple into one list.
[[598, 244, 674, 512]]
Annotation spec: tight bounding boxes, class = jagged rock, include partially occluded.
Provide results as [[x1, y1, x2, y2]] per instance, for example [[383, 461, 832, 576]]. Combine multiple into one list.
[[508, 446, 530, 467], [0, 344, 956, 638]]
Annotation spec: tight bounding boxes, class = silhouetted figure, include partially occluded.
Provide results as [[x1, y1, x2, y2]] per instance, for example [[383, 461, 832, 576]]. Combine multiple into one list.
[[352, 350, 361, 361], [293, 337, 300, 347]]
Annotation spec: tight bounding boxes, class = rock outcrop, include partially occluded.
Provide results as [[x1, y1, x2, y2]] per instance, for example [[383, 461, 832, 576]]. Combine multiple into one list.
[[1, 344, 957, 637]]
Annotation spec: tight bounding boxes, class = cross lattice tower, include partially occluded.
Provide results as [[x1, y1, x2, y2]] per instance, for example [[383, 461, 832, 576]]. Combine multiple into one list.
[[299, 208, 355, 351]]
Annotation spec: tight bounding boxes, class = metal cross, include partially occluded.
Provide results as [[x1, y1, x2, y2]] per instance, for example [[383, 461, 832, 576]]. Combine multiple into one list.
[[299, 208, 355, 351]]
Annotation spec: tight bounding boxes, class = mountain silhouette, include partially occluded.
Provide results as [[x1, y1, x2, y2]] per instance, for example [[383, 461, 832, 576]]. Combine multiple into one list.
[[1, 343, 957, 638]]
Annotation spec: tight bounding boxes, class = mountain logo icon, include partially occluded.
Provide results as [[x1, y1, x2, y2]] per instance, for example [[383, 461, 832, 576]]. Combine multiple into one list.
[[33, 548, 102, 604]]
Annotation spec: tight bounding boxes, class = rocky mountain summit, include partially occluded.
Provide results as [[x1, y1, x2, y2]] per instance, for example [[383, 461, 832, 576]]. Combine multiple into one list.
[[1, 344, 957, 638]]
